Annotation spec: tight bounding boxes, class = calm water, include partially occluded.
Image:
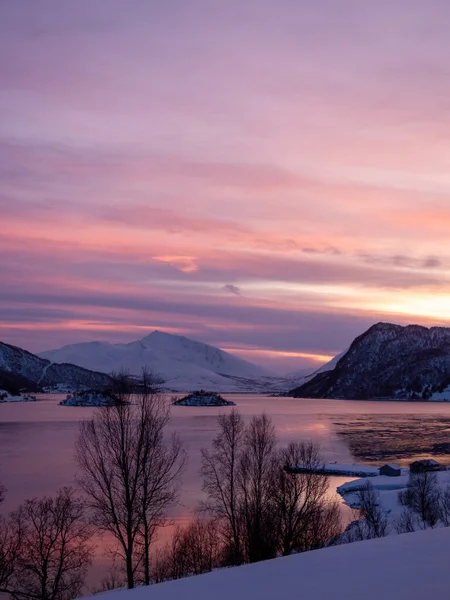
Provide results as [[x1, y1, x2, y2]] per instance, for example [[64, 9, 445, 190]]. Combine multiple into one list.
[[2, 394, 450, 589]]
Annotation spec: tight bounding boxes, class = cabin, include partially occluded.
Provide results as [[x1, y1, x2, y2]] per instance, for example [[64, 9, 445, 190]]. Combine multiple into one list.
[[409, 459, 442, 473], [379, 464, 401, 477]]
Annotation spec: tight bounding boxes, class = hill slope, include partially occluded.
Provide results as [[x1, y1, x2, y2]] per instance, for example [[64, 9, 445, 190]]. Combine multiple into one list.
[[0, 341, 112, 392], [40, 330, 273, 392], [82, 527, 450, 600], [291, 322, 450, 400]]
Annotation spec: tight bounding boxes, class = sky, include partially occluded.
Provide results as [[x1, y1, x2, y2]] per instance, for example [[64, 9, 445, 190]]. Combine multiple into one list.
[[1, 0, 450, 373]]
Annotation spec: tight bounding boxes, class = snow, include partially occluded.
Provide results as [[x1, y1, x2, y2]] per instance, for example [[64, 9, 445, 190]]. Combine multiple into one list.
[[0, 390, 36, 403], [312, 350, 346, 375], [338, 469, 450, 524], [39, 331, 277, 393], [431, 385, 450, 401], [338, 473, 409, 496], [82, 527, 450, 600]]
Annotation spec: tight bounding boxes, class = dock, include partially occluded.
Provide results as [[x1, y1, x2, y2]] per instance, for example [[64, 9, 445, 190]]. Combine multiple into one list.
[[287, 463, 379, 478]]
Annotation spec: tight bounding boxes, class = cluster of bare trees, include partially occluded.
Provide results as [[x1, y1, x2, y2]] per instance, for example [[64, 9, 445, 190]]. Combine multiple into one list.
[[199, 410, 341, 568], [396, 470, 450, 532], [150, 410, 341, 583], [152, 519, 221, 582], [0, 487, 93, 600]]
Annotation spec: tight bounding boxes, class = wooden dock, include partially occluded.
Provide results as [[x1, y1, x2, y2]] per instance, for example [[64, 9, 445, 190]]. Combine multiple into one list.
[[287, 463, 379, 478]]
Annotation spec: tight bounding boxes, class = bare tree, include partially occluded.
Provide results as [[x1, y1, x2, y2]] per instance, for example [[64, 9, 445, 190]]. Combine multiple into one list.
[[0, 485, 21, 597], [201, 409, 245, 565], [270, 442, 340, 554], [89, 559, 126, 596], [356, 481, 389, 539], [6, 488, 92, 600], [0, 518, 18, 596], [394, 507, 420, 534], [398, 471, 440, 528], [238, 414, 277, 563], [304, 499, 342, 549], [76, 371, 185, 589], [437, 485, 450, 526], [135, 376, 185, 586], [152, 518, 221, 583]]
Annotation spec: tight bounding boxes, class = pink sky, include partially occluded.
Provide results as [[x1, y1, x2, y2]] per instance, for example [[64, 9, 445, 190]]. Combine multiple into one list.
[[1, 0, 450, 372]]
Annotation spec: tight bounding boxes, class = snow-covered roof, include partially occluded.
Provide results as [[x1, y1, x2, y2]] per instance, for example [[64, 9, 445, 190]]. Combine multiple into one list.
[[381, 463, 401, 470], [83, 528, 450, 600]]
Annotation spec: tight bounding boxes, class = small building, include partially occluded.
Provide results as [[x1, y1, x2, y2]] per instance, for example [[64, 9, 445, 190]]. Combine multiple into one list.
[[410, 459, 442, 473], [379, 464, 401, 477]]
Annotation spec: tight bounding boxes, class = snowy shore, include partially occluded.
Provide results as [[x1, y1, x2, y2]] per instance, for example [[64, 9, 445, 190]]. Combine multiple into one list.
[[0, 390, 36, 403]]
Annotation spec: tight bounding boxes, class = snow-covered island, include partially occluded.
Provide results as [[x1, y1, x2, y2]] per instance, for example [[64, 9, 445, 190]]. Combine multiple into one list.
[[59, 390, 124, 407], [172, 390, 236, 407], [0, 390, 36, 403]]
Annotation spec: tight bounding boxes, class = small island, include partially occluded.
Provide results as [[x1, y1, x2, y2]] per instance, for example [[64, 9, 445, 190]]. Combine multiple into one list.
[[172, 390, 236, 407], [0, 390, 37, 403], [59, 390, 125, 407]]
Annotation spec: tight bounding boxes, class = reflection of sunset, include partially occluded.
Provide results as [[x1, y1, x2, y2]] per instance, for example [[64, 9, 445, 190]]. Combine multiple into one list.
[[305, 423, 329, 433]]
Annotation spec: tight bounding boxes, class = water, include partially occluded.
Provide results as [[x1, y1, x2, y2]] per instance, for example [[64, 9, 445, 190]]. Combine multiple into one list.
[[2, 394, 450, 589]]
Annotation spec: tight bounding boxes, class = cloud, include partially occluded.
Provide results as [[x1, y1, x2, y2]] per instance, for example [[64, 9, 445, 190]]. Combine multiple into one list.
[[223, 284, 242, 296], [152, 255, 199, 273], [2, 0, 450, 369]]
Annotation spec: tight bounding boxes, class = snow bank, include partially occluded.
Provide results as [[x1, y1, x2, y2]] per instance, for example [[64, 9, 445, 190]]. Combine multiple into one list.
[[431, 385, 450, 401], [337, 472, 409, 495], [82, 527, 450, 600], [0, 390, 36, 403]]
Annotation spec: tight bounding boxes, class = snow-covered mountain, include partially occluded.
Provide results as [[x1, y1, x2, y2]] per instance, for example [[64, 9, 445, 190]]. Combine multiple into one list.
[[40, 331, 275, 393], [0, 341, 112, 393], [291, 323, 450, 400]]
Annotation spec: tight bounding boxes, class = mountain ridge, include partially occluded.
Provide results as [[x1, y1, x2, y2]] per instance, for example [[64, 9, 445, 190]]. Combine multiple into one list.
[[291, 322, 450, 400], [39, 330, 276, 393], [0, 340, 112, 393]]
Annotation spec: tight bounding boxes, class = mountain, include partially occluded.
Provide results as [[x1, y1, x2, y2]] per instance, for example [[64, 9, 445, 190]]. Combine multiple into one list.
[[0, 341, 112, 393], [291, 323, 450, 400], [40, 330, 274, 392]]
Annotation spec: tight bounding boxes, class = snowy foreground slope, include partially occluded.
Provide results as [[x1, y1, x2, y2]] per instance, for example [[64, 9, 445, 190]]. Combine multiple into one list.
[[84, 528, 450, 600], [40, 331, 281, 392]]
